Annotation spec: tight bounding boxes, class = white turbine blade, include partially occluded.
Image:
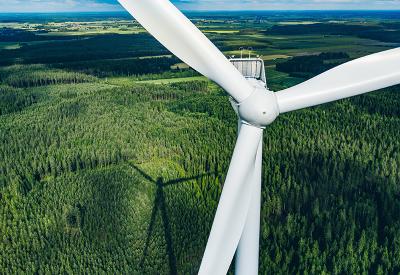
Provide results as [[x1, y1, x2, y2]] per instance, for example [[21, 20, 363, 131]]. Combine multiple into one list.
[[117, 0, 253, 103], [235, 136, 263, 275], [276, 47, 400, 113], [199, 124, 263, 275]]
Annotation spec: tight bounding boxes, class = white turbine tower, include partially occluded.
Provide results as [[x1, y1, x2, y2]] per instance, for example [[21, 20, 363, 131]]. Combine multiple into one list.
[[117, 0, 400, 274]]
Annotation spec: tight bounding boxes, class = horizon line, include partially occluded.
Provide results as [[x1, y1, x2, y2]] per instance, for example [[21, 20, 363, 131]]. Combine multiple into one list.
[[1, 9, 400, 14]]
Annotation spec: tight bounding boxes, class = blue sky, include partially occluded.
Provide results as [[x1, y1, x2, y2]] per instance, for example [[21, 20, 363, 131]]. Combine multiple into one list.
[[0, 0, 399, 13]]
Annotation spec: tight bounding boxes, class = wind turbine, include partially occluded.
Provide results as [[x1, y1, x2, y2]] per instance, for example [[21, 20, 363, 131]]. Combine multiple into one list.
[[117, 0, 400, 274]]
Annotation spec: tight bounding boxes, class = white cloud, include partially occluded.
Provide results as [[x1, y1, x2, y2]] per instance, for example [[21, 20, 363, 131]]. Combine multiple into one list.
[[173, 0, 400, 10], [0, 0, 122, 12], [0, 0, 399, 12]]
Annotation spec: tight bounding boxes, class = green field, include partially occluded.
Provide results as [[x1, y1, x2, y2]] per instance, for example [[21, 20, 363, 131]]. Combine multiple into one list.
[[1, 11, 400, 274], [0, 42, 21, 50]]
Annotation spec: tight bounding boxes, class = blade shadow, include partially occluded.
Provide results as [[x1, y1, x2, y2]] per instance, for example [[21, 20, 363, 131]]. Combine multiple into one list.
[[130, 163, 216, 275], [131, 163, 155, 183]]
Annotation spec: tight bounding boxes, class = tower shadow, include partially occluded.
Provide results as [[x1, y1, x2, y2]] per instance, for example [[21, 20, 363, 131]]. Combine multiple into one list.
[[130, 163, 216, 275]]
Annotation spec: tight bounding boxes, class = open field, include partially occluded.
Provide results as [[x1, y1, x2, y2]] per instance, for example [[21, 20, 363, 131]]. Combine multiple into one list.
[[0, 42, 21, 50], [105, 76, 207, 86], [138, 76, 207, 84], [1, 11, 400, 275]]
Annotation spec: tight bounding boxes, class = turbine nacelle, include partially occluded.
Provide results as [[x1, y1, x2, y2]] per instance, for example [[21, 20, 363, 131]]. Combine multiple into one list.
[[229, 55, 278, 128], [232, 85, 279, 128]]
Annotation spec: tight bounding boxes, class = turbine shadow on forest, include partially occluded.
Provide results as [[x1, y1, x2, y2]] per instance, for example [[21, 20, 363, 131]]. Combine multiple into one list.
[[130, 164, 217, 275]]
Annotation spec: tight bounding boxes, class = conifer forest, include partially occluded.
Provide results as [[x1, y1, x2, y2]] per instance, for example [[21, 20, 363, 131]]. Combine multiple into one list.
[[0, 11, 400, 274]]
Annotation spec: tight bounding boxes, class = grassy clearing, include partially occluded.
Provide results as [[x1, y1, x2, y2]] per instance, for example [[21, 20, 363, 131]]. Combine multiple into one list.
[[262, 54, 291, 61], [0, 42, 21, 50], [139, 55, 173, 60], [0, 23, 41, 29], [278, 21, 321, 25], [266, 66, 304, 91], [105, 77, 138, 86], [138, 76, 207, 84], [41, 29, 146, 36], [170, 63, 190, 70], [105, 76, 207, 86], [254, 35, 395, 58], [203, 30, 240, 34]]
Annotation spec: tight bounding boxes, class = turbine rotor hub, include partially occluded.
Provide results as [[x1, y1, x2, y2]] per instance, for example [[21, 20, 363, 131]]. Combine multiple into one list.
[[234, 87, 280, 128]]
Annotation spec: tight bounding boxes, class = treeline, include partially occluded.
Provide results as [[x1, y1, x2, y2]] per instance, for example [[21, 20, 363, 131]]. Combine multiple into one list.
[[0, 34, 170, 65], [133, 70, 199, 82], [276, 52, 350, 78], [267, 23, 380, 36], [0, 28, 79, 42], [0, 65, 97, 88], [359, 29, 400, 43], [267, 23, 400, 43], [53, 57, 180, 77]]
